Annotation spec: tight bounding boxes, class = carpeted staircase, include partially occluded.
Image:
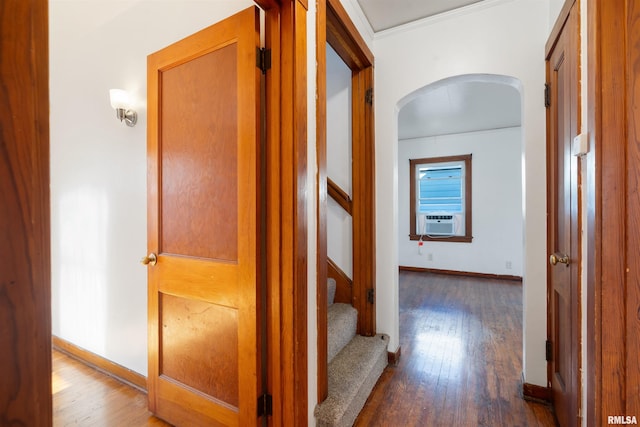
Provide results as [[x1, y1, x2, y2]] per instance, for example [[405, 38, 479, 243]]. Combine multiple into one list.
[[315, 278, 389, 427]]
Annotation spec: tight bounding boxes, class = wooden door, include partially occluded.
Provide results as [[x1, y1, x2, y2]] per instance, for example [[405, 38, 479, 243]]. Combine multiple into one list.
[[146, 7, 263, 426], [546, 5, 580, 427]]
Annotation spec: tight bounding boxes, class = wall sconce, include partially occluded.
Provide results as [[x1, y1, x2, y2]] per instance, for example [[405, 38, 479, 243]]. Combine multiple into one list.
[[109, 89, 137, 127]]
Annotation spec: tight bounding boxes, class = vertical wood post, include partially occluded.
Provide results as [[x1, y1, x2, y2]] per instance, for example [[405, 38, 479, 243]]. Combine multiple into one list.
[[0, 0, 52, 425]]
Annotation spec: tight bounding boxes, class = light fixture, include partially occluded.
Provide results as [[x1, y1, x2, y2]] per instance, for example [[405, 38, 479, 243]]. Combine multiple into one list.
[[109, 89, 137, 127]]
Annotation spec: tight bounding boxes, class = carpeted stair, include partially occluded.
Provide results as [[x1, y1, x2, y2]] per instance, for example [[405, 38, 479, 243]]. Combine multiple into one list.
[[315, 278, 389, 427]]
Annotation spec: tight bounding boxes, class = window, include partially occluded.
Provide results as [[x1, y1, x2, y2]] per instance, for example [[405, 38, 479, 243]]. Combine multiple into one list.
[[409, 154, 472, 242]]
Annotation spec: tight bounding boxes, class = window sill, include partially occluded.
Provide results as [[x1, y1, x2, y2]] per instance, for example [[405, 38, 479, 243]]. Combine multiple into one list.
[[409, 234, 473, 243]]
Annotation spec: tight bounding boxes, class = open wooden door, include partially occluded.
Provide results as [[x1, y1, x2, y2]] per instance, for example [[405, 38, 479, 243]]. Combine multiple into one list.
[[146, 7, 264, 426], [546, 3, 580, 427]]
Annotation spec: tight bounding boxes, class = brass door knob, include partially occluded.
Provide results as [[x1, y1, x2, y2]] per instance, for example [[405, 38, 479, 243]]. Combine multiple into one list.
[[549, 253, 570, 266], [141, 253, 157, 266]]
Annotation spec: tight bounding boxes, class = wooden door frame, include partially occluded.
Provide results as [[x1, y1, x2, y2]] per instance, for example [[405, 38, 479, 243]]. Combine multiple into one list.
[[586, 0, 640, 424], [315, 0, 375, 402], [545, 1, 581, 424], [0, 0, 52, 425], [256, 0, 309, 425]]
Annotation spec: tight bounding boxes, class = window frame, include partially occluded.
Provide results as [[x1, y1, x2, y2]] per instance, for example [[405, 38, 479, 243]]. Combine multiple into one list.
[[409, 154, 473, 243]]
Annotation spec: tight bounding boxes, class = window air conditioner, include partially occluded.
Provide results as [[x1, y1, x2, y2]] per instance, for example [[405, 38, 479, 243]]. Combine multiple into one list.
[[425, 214, 455, 235]]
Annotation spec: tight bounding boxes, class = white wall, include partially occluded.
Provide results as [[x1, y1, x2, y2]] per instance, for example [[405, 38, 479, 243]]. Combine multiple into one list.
[[549, 0, 565, 27], [373, 0, 550, 386], [398, 127, 523, 276], [50, 0, 254, 376], [326, 43, 354, 278]]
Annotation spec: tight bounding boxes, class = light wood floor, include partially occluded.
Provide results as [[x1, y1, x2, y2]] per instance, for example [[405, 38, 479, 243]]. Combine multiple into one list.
[[53, 271, 557, 426], [354, 271, 557, 427], [52, 351, 169, 426]]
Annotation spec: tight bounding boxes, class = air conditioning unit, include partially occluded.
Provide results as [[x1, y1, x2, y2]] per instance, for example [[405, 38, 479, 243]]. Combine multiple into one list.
[[425, 214, 455, 235]]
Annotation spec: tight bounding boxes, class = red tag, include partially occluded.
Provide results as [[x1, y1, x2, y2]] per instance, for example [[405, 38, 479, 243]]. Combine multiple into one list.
[[418, 241, 423, 246]]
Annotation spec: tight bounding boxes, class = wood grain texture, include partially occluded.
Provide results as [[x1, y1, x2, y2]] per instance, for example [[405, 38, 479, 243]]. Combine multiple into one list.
[[352, 64, 376, 337], [328, 257, 353, 304], [264, 5, 285, 425], [327, 177, 353, 214], [585, 0, 640, 424], [160, 44, 238, 261], [0, 0, 52, 424], [147, 8, 262, 426], [278, 1, 309, 423], [326, 0, 373, 69], [53, 350, 169, 426], [546, 4, 581, 426], [625, 0, 640, 415], [53, 336, 147, 392], [316, 0, 329, 403], [354, 271, 557, 427], [523, 382, 553, 404], [160, 294, 239, 407]]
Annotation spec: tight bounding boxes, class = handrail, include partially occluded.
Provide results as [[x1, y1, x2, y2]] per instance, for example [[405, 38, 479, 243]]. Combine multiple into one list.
[[327, 178, 352, 215]]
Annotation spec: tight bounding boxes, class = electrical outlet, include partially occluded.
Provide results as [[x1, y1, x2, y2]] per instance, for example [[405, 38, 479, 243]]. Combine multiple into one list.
[[427, 253, 433, 261], [506, 261, 512, 270]]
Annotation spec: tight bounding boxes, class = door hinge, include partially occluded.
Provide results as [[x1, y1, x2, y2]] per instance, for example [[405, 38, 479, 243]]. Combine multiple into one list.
[[544, 83, 551, 108], [365, 87, 373, 105], [367, 288, 375, 304], [257, 48, 272, 75], [258, 393, 272, 417], [545, 339, 552, 362]]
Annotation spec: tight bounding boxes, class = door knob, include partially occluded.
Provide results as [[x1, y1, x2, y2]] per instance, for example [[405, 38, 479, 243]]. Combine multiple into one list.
[[549, 253, 570, 266], [141, 253, 157, 266]]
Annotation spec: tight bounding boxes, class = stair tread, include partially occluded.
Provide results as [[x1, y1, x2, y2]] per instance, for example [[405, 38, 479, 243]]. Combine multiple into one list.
[[327, 303, 357, 362], [316, 334, 389, 427]]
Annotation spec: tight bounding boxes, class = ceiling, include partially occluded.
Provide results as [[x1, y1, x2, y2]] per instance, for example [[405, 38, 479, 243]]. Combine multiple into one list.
[[398, 81, 521, 140], [356, 0, 486, 32]]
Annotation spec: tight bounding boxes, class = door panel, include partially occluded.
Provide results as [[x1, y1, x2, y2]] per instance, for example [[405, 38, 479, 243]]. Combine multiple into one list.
[[547, 5, 579, 427], [160, 44, 239, 261], [146, 7, 262, 426]]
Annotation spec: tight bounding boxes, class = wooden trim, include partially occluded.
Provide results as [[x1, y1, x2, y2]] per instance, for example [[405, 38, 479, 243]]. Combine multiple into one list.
[[53, 336, 147, 392], [399, 266, 522, 282], [315, 0, 329, 403], [522, 382, 552, 404], [409, 154, 473, 243], [545, 0, 576, 57], [408, 234, 472, 243], [328, 258, 353, 304], [624, 2, 640, 414], [327, 177, 353, 214], [277, 1, 308, 424], [326, 0, 373, 69], [353, 65, 376, 337], [585, 1, 599, 423], [387, 346, 401, 366], [0, 1, 51, 424], [264, 4, 285, 425], [586, 0, 640, 424]]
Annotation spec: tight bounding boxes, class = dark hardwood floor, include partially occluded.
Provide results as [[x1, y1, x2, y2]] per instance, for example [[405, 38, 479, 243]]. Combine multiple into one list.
[[355, 271, 557, 427], [53, 350, 170, 426], [53, 271, 556, 426]]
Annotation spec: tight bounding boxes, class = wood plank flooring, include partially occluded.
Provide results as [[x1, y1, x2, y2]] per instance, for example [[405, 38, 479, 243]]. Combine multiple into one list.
[[355, 271, 557, 427], [53, 271, 556, 426], [52, 351, 169, 426]]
